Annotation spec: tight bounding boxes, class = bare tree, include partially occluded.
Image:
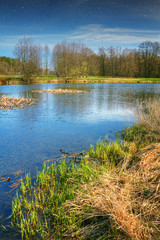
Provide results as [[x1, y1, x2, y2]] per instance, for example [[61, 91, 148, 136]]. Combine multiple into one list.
[[43, 45, 50, 75], [52, 41, 94, 78], [138, 41, 160, 77], [14, 37, 42, 81], [98, 47, 106, 76]]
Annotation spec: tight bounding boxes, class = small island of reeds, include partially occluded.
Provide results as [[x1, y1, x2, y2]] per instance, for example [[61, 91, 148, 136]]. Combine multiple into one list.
[[32, 89, 87, 94], [0, 95, 37, 110]]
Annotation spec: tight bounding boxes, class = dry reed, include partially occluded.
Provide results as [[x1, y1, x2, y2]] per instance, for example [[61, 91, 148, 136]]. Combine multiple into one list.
[[65, 143, 160, 239], [135, 99, 160, 138]]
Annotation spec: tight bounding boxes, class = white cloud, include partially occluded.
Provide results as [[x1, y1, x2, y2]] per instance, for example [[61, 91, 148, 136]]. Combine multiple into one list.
[[1, 24, 160, 57], [70, 24, 160, 45]]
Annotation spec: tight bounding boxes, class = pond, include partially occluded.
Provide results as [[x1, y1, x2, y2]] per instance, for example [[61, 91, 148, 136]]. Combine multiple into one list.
[[0, 83, 160, 239]]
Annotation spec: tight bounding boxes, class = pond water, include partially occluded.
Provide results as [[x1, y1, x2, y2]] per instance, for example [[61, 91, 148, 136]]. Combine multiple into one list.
[[0, 83, 160, 239]]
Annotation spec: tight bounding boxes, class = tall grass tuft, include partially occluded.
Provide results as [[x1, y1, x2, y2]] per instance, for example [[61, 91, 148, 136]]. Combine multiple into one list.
[[136, 100, 160, 132], [121, 100, 160, 148], [89, 140, 128, 166], [134, 99, 160, 141]]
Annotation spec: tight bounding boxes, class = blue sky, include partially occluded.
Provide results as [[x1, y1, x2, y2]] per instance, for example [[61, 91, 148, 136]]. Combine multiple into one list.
[[0, 0, 160, 57]]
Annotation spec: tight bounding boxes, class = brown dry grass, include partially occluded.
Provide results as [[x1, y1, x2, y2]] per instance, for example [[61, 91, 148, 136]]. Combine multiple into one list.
[[32, 89, 86, 94], [135, 99, 160, 138], [66, 144, 160, 239], [0, 95, 36, 109]]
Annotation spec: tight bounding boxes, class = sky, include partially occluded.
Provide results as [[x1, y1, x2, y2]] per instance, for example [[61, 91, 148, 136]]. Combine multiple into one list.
[[0, 0, 160, 57]]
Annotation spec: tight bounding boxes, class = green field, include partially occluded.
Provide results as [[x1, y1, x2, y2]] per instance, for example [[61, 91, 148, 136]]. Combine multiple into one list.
[[86, 76, 160, 83], [0, 75, 160, 84]]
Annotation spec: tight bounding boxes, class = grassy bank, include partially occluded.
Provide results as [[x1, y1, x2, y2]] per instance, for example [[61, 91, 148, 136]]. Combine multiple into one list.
[[9, 100, 160, 239], [0, 75, 160, 85], [86, 76, 160, 83], [0, 75, 22, 85], [0, 75, 58, 85]]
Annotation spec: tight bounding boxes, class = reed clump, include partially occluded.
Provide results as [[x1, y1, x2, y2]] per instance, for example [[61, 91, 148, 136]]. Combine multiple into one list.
[[136, 99, 160, 139], [0, 95, 36, 110], [32, 89, 87, 94], [66, 143, 160, 240], [121, 99, 160, 146], [11, 100, 160, 239]]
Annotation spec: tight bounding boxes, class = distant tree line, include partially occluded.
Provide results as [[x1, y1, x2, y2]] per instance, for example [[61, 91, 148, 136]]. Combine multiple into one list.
[[97, 41, 160, 78], [53, 41, 98, 77], [53, 40, 160, 78], [0, 37, 53, 81], [0, 37, 160, 80], [0, 56, 20, 75]]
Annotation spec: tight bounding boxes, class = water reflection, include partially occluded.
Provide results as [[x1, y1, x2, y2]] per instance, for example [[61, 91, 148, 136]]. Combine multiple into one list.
[[0, 83, 160, 239]]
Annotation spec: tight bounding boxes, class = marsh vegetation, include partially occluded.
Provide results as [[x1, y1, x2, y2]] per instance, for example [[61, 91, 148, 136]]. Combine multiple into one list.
[[32, 89, 87, 94], [0, 95, 36, 110], [11, 100, 160, 239]]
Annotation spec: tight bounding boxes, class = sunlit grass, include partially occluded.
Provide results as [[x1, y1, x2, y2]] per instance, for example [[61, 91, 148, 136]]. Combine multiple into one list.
[[1, 74, 160, 83], [121, 99, 160, 144], [87, 76, 160, 83], [37, 75, 57, 80], [12, 141, 129, 239]]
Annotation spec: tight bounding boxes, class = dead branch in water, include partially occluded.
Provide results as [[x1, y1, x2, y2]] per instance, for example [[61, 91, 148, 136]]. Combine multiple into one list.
[[0, 169, 24, 193]]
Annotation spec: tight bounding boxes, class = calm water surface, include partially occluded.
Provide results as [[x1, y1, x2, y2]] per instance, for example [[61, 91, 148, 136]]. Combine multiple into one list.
[[0, 83, 160, 239]]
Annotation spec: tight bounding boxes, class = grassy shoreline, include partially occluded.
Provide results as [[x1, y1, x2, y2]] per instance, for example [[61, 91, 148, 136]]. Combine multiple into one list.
[[0, 75, 160, 85], [10, 100, 160, 239]]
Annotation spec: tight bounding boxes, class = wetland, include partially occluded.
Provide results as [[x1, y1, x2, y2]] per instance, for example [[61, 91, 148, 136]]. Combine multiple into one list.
[[0, 83, 160, 239]]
